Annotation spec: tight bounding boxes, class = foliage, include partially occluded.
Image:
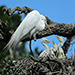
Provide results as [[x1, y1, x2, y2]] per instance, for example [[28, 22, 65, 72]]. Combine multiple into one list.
[[0, 5, 21, 50], [0, 5, 41, 60], [0, 59, 19, 75], [0, 5, 29, 60]]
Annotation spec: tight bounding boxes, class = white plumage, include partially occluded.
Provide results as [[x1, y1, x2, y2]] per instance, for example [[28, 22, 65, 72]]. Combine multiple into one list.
[[56, 36, 65, 59], [38, 38, 50, 58], [4, 10, 51, 50]]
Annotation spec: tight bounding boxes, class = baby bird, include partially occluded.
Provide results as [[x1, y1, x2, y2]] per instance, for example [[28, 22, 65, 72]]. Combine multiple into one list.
[[39, 38, 50, 58], [56, 36, 65, 59]]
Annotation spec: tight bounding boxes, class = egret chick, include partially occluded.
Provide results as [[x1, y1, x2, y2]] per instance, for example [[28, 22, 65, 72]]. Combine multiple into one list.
[[52, 41, 57, 52], [56, 36, 65, 59], [38, 38, 50, 58], [4, 10, 51, 50], [49, 47, 56, 58], [56, 36, 63, 46]]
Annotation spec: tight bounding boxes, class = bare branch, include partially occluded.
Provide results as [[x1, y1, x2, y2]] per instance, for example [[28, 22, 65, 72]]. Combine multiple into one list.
[[1, 6, 75, 54], [62, 36, 75, 54], [3, 6, 33, 16], [30, 55, 66, 72], [0, 19, 14, 43], [29, 40, 34, 56]]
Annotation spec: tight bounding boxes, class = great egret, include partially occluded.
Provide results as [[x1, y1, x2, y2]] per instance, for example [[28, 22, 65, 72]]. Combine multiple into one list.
[[38, 38, 50, 57], [56, 36, 65, 59], [4, 10, 51, 50]]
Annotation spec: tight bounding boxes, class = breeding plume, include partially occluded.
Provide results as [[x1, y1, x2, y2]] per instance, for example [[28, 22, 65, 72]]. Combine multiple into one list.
[[39, 38, 50, 57], [4, 10, 51, 49]]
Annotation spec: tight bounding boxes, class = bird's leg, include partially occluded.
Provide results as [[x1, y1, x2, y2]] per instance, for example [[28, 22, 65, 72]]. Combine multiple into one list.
[[33, 31, 39, 41], [29, 38, 34, 56]]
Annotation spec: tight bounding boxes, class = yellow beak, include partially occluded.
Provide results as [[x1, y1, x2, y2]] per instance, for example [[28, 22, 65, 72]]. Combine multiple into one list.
[[46, 22, 51, 32], [47, 40, 50, 43], [52, 41, 55, 45], [56, 36, 60, 40], [45, 39, 50, 43]]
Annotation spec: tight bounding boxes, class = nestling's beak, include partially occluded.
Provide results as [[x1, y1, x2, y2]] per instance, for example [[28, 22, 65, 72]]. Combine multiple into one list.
[[56, 36, 60, 40], [47, 40, 50, 43], [46, 39, 50, 43], [46, 22, 51, 32], [52, 41, 55, 45]]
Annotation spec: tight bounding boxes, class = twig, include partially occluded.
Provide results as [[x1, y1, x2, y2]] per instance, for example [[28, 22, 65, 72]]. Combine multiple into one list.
[[3, 6, 33, 16], [30, 55, 44, 63], [47, 70, 62, 75], [47, 56, 66, 72], [62, 35, 75, 54]]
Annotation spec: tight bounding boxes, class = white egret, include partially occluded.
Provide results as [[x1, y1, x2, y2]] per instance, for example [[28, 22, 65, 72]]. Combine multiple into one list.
[[56, 36, 65, 59], [38, 38, 50, 58], [4, 10, 51, 50]]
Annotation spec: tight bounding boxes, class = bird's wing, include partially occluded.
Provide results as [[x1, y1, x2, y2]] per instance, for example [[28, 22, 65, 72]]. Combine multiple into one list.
[[3, 10, 40, 50], [39, 50, 48, 57], [20, 10, 41, 40]]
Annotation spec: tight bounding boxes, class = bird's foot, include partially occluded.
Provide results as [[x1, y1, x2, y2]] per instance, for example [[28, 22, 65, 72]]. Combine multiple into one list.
[[33, 31, 39, 41]]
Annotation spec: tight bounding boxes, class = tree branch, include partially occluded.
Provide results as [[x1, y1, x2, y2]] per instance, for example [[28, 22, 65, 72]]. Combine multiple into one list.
[[3, 6, 33, 16], [1, 6, 75, 54], [0, 19, 14, 43], [62, 35, 75, 54]]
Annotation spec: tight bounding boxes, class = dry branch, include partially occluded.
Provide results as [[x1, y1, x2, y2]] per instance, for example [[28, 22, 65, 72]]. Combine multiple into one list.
[[30, 55, 66, 72], [0, 19, 14, 43], [3, 6, 33, 16], [13, 56, 75, 75], [1, 6, 75, 54]]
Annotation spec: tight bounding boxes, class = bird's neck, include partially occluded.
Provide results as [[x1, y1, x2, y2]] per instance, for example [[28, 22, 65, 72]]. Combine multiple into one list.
[[58, 42, 63, 47], [53, 46, 57, 52], [57, 42, 63, 51], [42, 43, 49, 51]]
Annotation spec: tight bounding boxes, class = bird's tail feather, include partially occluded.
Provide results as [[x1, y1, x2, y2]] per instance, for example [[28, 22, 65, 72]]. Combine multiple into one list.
[[3, 37, 15, 51], [3, 31, 20, 51]]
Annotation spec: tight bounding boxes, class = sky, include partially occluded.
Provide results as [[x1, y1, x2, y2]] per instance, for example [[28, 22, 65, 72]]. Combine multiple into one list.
[[0, 0, 75, 57]]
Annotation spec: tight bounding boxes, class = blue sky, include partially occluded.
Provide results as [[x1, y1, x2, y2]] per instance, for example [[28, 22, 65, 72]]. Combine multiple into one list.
[[0, 0, 75, 57]]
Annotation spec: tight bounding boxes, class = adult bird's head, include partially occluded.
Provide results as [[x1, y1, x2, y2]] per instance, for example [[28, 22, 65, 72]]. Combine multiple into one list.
[[41, 38, 50, 43], [40, 15, 51, 32], [56, 36, 63, 43]]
